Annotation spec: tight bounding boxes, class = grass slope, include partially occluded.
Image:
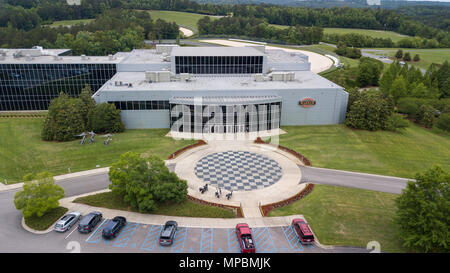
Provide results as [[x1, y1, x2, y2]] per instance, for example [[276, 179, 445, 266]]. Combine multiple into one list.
[[270, 25, 409, 43], [48, 19, 94, 27], [280, 123, 450, 179], [0, 118, 195, 183], [146, 10, 217, 33], [268, 184, 407, 253], [364, 48, 450, 70]]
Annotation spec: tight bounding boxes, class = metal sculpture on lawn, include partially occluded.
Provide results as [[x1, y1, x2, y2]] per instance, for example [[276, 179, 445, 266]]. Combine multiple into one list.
[[103, 134, 113, 145], [75, 132, 87, 144]]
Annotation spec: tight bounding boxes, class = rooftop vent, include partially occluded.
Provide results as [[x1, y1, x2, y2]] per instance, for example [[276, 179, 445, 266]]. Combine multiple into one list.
[[108, 54, 116, 60], [81, 55, 89, 60]]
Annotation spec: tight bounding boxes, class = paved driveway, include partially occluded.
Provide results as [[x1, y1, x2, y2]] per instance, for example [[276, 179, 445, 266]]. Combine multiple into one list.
[[299, 166, 410, 194]]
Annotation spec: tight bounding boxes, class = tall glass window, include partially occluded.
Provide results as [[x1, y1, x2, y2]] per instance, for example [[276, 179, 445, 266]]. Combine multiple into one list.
[[0, 63, 116, 111], [175, 56, 263, 75]]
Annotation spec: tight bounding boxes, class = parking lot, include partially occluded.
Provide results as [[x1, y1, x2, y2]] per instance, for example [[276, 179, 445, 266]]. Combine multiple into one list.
[[52, 219, 368, 253]]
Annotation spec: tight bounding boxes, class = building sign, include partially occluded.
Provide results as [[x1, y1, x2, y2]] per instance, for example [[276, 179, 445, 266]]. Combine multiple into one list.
[[299, 98, 316, 108]]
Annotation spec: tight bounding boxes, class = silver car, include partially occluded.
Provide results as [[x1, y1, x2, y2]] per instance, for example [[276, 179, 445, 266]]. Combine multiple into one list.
[[54, 212, 81, 232]]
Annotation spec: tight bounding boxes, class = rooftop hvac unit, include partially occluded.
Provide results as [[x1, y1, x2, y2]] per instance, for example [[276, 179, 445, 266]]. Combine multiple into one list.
[[156, 44, 179, 55], [108, 54, 115, 60], [253, 73, 264, 82], [270, 72, 295, 82], [81, 55, 89, 60], [180, 73, 191, 82]]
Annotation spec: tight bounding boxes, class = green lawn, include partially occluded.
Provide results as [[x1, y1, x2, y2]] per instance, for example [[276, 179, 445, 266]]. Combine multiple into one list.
[[279, 123, 450, 179], [324, 28, 409, 43], [24, 206, 68, 231], [0, 117, 195, 183], [364, 48, 450, 70], [74, 191, 236, 218], [146, 10, 217, 33], [270, 25, 409, 43], [48, 19, 94, 28], [268, 184, 407, 253]]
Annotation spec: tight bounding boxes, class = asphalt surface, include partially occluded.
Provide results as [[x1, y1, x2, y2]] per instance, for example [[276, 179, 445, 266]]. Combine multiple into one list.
[[300, 166, 409, 194], [0, 166, 406, 253]]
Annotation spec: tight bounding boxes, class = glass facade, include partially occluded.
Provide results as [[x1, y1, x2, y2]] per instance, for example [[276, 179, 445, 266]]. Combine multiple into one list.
[[175, 56, 263, 74], [170, 102, 281, 133], [0, 63, 116, 111], [109, 100, 170, 110]]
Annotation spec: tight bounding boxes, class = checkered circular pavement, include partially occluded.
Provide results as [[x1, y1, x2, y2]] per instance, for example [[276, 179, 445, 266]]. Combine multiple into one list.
[[194, 150, 283, 192]]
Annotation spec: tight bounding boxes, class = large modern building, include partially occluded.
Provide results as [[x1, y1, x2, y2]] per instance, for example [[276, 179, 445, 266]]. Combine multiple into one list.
[[0, 45, 348, 134]]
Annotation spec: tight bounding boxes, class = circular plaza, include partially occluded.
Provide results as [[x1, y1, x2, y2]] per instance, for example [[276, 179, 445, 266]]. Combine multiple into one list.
[[169, 140, 307, 217]]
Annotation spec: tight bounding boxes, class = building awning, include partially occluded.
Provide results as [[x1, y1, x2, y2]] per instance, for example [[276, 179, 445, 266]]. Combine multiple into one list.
[[169, 95, 281, 106]]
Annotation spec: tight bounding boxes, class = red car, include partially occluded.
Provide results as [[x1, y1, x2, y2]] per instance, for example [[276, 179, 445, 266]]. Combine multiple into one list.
[[292, 218, 315, 245], [235, 223, 256, 253]]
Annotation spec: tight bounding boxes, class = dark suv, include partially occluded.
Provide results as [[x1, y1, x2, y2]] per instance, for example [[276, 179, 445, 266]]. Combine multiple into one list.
[[159, 221, 178, 246], [78, 211, 103, 233], [102, 216, 126, 239]]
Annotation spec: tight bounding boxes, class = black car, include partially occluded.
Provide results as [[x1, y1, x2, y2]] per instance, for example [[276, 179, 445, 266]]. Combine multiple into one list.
[[102, 216, 126, 239], [159, 221, 178, 246], [78, 211, 103, 233]]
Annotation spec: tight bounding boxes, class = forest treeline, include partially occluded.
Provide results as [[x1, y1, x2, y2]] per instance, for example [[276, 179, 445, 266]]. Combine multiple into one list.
[[1, 0, 449, 49]]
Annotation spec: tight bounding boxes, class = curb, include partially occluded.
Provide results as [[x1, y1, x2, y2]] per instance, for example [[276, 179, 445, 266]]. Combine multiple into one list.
[[21, 217, 56, 235]]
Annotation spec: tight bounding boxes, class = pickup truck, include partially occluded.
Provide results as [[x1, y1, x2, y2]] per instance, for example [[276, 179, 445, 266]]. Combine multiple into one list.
[[235, 223, 256, 253]]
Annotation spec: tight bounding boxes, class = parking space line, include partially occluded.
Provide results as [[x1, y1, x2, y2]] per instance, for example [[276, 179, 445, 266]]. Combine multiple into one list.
[[200, 228, 213, 253], [64, 224, 78, 240], [112, 222, 139, 248], [140, 225, 162, 251], [227, 228, 240, 253], [85, 219, 108, 244], [252, 227, 277, 253], [281, 225, 304, 252], [170, 227, 188, 253]]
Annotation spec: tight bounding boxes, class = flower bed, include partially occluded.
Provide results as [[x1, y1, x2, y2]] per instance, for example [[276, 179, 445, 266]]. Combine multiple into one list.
[[167, 139, 207, 159], [260, 183, 315, 216], [254, 137, 311, 166], [187, 195, 244, 218]]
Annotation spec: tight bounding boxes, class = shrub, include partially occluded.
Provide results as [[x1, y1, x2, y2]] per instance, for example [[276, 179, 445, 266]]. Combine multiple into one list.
[[417, 104, 437, 128], [345, 90, 394, 131], [395, 49, 403, 59], [413, 54, 420, 62], [386, 114, 410, 132], [403, 52, 411, 62], [397, 97, 421, 117], [436, 113, 450, 132], [88, 103, 125, 133]]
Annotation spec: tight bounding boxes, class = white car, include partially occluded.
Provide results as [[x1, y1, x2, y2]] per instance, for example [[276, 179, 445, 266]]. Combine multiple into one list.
[[54, 212, 81, 232]]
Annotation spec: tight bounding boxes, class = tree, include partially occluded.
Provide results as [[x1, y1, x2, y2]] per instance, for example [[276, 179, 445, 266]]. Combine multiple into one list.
[[108, 152, 187, 213], [395, 49, 403, 59], [389, 76, 408, 103], [41, 92, 85, 141], [79, 85, 96, 129], [395, 166, 450, 253], [413, 54, 420, 62], [87, 103, 125, 133], [403, 52, 411, 62], [14, 172, 65, 218], [345, 90, 394, 131]]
